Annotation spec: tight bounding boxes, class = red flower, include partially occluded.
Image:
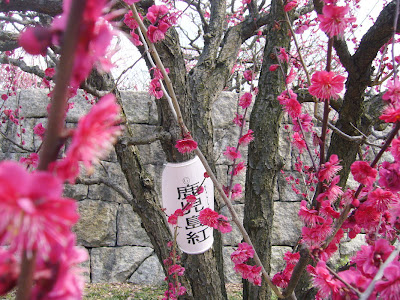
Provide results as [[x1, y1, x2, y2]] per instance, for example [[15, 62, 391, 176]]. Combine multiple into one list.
[[367, 188, 396, 212], [318, 154, 342, 182], [379, 162, 400, 192], [391, 138, 400, 161], [224, 146, 241, 161], [231, 161, 246, 176], [175, 138, 198, 153], [292, 132, 306, 153], [231, 242, 254, 264], [54, 94, 122, 182], [319, 5, 356, 37], [18, 26, 52, 55], [238, 129, 254, 146], [350, 161, 377, 186], [382, 79, 400, 105], [284, 0, 298, 12], [0, 161, 79, 255], [149, 78, 163, 99], [312, 261, 341, 298], [233, 113, 244, 127], [146, 5, 169, 24], [147, 22, 169, 43], [198, 208, 219, 228], [376, 261, 400, 297], [309, 71, 345, 100], [239, 92, 252, 109], [379, 106, 400, 123]]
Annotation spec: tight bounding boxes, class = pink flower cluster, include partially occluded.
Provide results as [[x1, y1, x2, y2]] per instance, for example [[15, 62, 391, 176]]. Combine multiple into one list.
[[380, 79, 400, 123], [318, 2, 356, 37], [19, 0, 115, 90], [0, 161, 87, 298], [309, 239, 400, 299], [53, 94, 123, 183], [309, 70, 346, 100], [231, 243, 262, 286], [162, 242, 187, 300], [198, 208, 232, 233], [145, 5, 177, 44], [175, 132, 198, 153], [272, 251, 300, 289]]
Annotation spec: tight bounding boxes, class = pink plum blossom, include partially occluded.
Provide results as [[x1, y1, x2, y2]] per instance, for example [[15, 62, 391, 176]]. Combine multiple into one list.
[[319, 5, 356, 37], [350, 160, 377, 186], [53, 94, 122, 182], [175, 138, 198, 153], [309, 71, 345, 100], [0, 161, 79, 255]]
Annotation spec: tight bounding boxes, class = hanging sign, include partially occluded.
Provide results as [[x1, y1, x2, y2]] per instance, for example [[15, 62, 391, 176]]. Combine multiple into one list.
[[161, 156, 214, 254]]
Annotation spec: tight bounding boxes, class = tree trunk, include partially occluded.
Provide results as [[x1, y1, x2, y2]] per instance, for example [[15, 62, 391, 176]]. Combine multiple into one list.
[[243, 0, 291, 299]]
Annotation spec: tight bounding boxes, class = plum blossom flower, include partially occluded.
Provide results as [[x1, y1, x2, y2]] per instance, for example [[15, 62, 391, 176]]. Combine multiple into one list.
[[379, 162, 400, 192], [298, 200, 325, 226], [278, 47, 289, 63], [375, 261, 400, 298], [19, 153, 39, 169], [198, 208, 232, 233], [146, 5, 169, 24], [231, 161, 246, 176], [309, 71, 346, 100], [238, 129, 254, 146], [382, 79, 400, 105], [53, 94, 122, 182], [239, 92, 252, 109], [233, 113, 244, 127], [198, 208, 219, 228], [149, 78, 164, 99], [292, 132, 306, 152], [0, 161, 79, 255], [147, 22, 169, 43], [391, 138, 400, 161], [352, 239, 394, 276], [293, 113, 313, 132], [175, 138, 198, 153], [231, 243, 254, 264], [367, 188, 396, 212], [224, 146, 241, 161], [284, 0, 298, 12], [319, 5, 356, 37], [312, 261, 341, 298], [243, 70, 254, 81], [380, 106, 400, 123], [18, 26, 52, 55], [350, 160, 377, 186], [269, 64, 279, 71], [318, 154, 342, 182]]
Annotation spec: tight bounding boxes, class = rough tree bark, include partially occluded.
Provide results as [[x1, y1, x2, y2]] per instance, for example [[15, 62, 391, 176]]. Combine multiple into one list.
[[243, 0, 292, 299]]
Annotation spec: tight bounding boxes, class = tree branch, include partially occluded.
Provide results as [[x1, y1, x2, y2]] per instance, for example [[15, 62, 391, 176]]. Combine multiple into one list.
[[0, 0, 63, 16], [75, 176, 133, 203], [0, 31, 20, 52], [120, 129, 171, 146]]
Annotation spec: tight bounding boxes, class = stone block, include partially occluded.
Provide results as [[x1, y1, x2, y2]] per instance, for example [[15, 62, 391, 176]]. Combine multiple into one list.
[[128, 254, 165, 285], [221, 204, 244, 246], [120, 91, 157, 124], [223, 247, 242, 284], [117, 204, 152, 247], [272, 202, 302, 246], [212, 92, 239, 128], [270, 246, 293, 276], [74, 200, 118, 247], [91, 246, 153, 283]]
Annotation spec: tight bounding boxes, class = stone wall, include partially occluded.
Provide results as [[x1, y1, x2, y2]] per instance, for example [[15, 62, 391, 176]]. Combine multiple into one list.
[[0, 89, 364, 285]]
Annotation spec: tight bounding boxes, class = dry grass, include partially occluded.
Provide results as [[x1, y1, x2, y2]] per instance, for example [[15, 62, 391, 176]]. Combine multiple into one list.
[[1, 283, 243, 299]]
